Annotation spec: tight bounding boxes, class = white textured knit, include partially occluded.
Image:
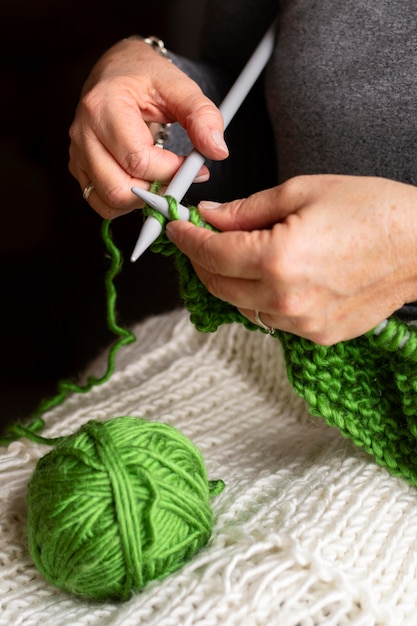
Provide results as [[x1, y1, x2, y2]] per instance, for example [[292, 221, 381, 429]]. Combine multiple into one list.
[[1, 308, 417, 626]]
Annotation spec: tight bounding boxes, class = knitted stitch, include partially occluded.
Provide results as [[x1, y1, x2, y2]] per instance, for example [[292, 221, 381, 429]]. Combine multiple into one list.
[[145, 197, 417, 486], [2, 207, 417, 616], [3, 308, 417, 624]]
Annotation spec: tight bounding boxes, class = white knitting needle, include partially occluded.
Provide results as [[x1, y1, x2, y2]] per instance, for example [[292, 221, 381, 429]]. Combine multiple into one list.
[[131, 187, 193, 222], [130, 19, 277, 262]]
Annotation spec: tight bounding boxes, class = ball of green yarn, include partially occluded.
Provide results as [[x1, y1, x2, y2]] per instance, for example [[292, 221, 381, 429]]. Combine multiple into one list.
[[26, 416, 223, 602]]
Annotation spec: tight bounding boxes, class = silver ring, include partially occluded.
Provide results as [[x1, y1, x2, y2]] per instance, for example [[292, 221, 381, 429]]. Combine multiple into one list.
[[83, 182, 95, 201], [255, 311, 276, 335]]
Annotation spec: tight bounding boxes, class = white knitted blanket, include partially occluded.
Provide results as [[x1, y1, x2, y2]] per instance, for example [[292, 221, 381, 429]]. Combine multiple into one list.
[[2, 308, 417, 626]]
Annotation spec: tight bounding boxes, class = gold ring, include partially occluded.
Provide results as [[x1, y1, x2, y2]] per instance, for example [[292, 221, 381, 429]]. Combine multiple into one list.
[[255, 311, 276, 335], [83, 182, 95, 201]]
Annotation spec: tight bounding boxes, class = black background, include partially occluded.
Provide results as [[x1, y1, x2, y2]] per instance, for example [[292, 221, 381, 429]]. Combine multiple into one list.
[[0, 1, 207, 431]]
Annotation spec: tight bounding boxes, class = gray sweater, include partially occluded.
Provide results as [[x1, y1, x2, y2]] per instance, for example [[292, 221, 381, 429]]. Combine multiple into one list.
[[167, 0, 417, 317], [170, 1, 417, 187]]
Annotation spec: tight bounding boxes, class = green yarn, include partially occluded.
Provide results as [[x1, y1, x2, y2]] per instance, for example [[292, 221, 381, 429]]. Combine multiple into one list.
[[280, 323, 417, 483], [27, 416, 224, 602], [144, 197, 258, 334], [5, 195, 417, 603], [2, 217, 224, 601], [1, 219, 136, 446], [147, 194, 417, 487]]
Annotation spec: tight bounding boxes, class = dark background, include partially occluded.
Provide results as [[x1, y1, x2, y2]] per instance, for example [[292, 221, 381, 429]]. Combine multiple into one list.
[[0, 1, 207, 431]]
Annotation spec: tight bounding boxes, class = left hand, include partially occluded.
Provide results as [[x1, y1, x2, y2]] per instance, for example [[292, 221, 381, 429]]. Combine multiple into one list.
[[68, 37, 228, 219], [166, 174, 417, 345]]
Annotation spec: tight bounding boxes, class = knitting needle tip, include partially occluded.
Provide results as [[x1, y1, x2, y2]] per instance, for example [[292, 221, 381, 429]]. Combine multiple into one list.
[[130, 20, 277, 263], [130, 215, 163, 262], [131, 187, 167, 213], [130, 187, 196, 262]]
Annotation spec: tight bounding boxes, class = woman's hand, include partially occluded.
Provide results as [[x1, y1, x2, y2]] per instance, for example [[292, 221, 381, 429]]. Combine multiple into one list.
[[68, 37, 228, 219], [166, 174, 417, 345]]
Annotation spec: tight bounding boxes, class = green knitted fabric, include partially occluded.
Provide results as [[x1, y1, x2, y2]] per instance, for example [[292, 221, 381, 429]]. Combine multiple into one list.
[[145, 197, 417, 486]]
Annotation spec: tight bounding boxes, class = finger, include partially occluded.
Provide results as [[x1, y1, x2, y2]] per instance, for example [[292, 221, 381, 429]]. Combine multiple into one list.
[[71, 124, 188, 217], [85, 101, 187, 183], [78, 171, 140, 220], [71, 140, 147, 217], [75, 144, 162, 220], [138, 40, 228, 160], [198, 178, 313, 232], [191, 259, 288, 320], [156, 76, 229, 161], [71, 144, 211, 221], [165, 220, 270, 279], [166, 222, 298, 328], [193, 263, 262, 309], [238, 307, 281, 331]]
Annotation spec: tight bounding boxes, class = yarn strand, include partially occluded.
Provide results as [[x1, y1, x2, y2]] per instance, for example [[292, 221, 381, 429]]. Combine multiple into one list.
[[0, 207, 225, 601], [0, 220, 136, 446]]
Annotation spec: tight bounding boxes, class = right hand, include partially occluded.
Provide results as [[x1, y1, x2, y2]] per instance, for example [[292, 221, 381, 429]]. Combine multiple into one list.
[[166, 174, 417, 345], [68, 37, 229, 219]]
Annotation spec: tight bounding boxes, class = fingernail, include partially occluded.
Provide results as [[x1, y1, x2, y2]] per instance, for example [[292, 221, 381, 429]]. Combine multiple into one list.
[[198, 201, 221, 210], [211, 130, 229, 156], [193, 172, 210, 183]]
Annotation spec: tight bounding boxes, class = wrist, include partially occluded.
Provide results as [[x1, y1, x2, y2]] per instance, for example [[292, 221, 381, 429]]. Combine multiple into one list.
[[390, 182, 417, 305]]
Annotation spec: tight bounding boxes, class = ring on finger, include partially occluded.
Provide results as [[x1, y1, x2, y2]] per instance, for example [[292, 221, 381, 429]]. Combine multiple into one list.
[[255, 310, 276, 335], [83, 182, 95, 201]]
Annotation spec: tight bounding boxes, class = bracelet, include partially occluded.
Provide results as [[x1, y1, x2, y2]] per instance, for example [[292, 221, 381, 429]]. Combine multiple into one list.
[[143, 36, 171, 60], [143, 36, 172, 148]]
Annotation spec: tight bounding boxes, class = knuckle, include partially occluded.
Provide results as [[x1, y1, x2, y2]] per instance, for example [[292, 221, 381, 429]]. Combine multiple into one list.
[[198, 235, 220, 274], [261, 242, 294, 287], [79, 87, 104, 120], [68, 121, 77, 142], [278, 175, 310, 204], [302, 323, 337, 345], [102, 181, 130, 209], [181, 98, 223, 140], [183, 98, 218, 124], [227, 199, 249, 229], [295, 316, 324, 342], [272, 290, 336, 345], [203, 273, 221, 298], [124, 149, 151, 178], [99, 205, 117, 220], [313, 333, 336, 346], [274, 290, 305, 320]]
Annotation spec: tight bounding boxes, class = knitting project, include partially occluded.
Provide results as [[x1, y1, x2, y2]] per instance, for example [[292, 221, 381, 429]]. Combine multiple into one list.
[[2, 209, 417, 623], [3, 308, 417, 624], [147, 198, 417, 487]]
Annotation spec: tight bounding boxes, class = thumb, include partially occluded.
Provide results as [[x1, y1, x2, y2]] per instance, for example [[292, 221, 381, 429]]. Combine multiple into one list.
[[159, 75, 229, 161], [198, 184, 301, 232]]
